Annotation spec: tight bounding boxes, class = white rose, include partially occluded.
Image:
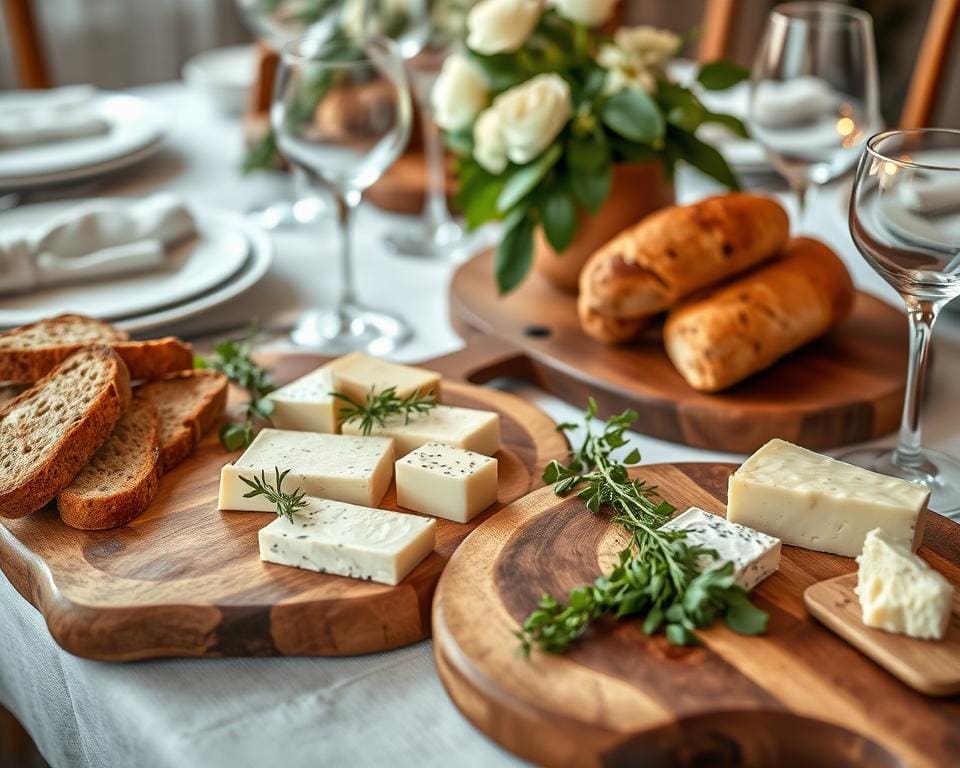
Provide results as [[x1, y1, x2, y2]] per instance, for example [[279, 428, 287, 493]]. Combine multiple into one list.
[[549, 0, 618, 27], [473, 107, 508, 174], [467, 0, 543, 55], [432, 54, 489, 131], [613, 26, 680, 69], [493, 73, 571, 164]]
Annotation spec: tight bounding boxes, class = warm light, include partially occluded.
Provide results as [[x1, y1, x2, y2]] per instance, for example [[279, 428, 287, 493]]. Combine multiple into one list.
[[836, 117, 855, 137], [883, 161, 899, 176]]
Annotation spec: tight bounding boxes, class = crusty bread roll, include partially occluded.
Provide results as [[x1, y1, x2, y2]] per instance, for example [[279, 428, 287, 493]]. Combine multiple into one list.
[[664, 237, 855, 392], [578, 194, 789, 343]]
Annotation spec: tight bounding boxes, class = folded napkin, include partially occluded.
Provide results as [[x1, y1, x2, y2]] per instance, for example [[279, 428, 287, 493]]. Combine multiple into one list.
[[751, 76, 842, 128], [898, 175, 960, 214], [0, 194, 198, 296], [0, 85, 110, 149]]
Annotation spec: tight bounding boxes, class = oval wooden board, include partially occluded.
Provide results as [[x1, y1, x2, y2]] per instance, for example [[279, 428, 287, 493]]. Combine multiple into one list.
[[0, 355, 567, 661], [450, 250, 908, 453], [433, 462, 960, 768]]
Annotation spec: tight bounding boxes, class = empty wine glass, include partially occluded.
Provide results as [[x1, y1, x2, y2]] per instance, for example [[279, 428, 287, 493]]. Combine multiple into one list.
[[843, 129, 960, 516], [273, 35, 413, 353], [748, 2, 881, 227]]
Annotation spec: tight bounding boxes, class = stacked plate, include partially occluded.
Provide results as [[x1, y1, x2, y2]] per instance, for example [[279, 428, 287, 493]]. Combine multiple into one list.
[[0, 200, 273, 333]]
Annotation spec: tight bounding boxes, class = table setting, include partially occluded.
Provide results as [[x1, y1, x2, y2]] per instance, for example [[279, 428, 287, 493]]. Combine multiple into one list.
[[0, 1, 959, 767]]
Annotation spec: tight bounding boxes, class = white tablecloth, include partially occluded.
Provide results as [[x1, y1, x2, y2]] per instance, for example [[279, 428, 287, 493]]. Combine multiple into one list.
[[2, 83, 960, 768]]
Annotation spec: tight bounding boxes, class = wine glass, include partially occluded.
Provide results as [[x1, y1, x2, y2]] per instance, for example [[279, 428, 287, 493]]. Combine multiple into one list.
[[843, 129, 960, 516], [747, 2, 881, 228], [273, 35, 414, 353]]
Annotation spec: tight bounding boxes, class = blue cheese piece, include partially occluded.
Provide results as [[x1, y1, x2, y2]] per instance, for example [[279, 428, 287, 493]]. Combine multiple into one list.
[[258, 497, 436, 585], [661, 507, 782, 590], [218, 428, 395, 510], [395, 442, 497, 523], [342, 404, 500, 457]]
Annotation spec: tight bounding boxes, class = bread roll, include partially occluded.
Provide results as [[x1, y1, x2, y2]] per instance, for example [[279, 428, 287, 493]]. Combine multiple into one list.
[[578, 194, 789, 343], [664, 237, 855, 392]]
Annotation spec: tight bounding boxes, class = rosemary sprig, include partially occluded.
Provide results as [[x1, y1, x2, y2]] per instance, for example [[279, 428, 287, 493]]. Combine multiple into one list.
[[239, 467, 308, 523], [518, 399, 768, 655], [333, 386, 437, 436], [196, 329, 274, 450]]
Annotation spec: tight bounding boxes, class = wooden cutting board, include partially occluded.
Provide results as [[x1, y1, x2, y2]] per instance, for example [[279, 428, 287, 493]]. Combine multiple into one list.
[[433, 462, 960, 768], [449, 250, 908, 453], [0, 354, 566, 662]]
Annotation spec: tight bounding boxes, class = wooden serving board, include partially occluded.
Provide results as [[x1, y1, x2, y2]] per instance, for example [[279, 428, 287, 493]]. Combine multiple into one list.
[[0, 354, 567, 661], [805, 573, 960, 697], [449, 250, 908, 453], [433, 462, 960, 768]]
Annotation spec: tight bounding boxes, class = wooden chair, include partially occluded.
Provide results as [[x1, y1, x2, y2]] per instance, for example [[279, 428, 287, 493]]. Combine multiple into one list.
[[2, 0, 50, 88], [899, 0, 960, 128]]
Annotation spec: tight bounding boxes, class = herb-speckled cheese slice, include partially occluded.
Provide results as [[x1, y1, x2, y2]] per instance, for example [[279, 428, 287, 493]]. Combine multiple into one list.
[[342, 404, 500, 456], [661, 507, 782, 590], [331, 352, 441, 409], [265, 366, 339, 433], [218, 429, 395, 510], [395, 442, 497, 523], [258, 496, 436, 585]]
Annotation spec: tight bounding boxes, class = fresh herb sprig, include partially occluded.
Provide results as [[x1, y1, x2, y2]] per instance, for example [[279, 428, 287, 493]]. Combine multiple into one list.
[[239, 467, 308, 523], [333, 386, 436, 436], [196, 330, 274, 450], [518, 399, 768, 655]]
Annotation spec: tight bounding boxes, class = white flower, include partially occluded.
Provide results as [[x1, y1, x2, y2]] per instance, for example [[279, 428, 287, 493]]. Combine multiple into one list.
[[493, 73, 571, 164], [473, 107, 508, 174], [549, 0, 618, 27], [340, 0, 414, 40], [432, 54, 489, 131], [467, 0, 543, 55], [597, 25, 680, 94]]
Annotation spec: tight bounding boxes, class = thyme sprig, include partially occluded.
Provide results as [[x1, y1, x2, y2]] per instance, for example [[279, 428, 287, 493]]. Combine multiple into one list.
[[333, 386, 437, 436], [518, 399, 768, 655], [239, 467, 308, 523]]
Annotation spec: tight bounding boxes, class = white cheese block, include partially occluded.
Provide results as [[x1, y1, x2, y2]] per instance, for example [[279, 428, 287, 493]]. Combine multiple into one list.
[[395, 442, 497, 523], [728, 439, 929, 557], [218, 428, 395, 510], [331, 352, 441, 409], [258, 496, 436, 585], [855, 527, 954, 640], [264, 366, 339, 433], [661, 507, 781, 590], [342, 404, 500, 457]]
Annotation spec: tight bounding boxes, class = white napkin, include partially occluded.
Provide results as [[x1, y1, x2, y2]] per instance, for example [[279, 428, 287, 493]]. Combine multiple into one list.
[[0, 194, 198, 296], [0, 85, 110, 149], [898, 175, 960, 214], [751, 76, 842, 128]]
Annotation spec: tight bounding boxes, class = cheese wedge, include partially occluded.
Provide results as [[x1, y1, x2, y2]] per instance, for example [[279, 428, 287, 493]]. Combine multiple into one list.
[[331, 352, 440, 409], [342, 404, 500, 457]]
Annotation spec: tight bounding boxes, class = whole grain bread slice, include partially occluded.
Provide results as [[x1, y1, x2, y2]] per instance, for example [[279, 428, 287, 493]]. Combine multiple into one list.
[[135, 369, 228, 472], [0, 346, 131, 518], [58, 396, 162, 530], [0, 314, 193, 383]]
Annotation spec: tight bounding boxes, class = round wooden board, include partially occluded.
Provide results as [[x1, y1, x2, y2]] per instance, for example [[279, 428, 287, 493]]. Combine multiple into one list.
[[450, 250, 908, 453], [433, 462, 960, 768], [0, 355, 566, 661]]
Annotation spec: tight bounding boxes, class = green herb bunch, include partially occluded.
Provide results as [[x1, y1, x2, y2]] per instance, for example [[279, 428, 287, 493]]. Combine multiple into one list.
[[333, 386, 437, 436], [518, 399, 768, 655], [196, 331, 274, 450], [239, 467, 308, 522]]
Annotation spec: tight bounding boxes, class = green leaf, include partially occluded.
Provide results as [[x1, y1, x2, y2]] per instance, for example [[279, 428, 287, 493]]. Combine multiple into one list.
[[568, 133, 610, 172], [702, 111, 749, 138], [724, 592, 770, 636], [497, 145, 562, 213], [668, 127, 740, 190], [220, 423, 251, 451], [495, 213, 535, 294], [571, 160, 611, 213], [541, 186, 577, 252], [697, 60, 749, 91], [443, 128, 473, 156], [601, 89, 665, 145], [465, 179, 506, 230], [665, 622, 694, 645]]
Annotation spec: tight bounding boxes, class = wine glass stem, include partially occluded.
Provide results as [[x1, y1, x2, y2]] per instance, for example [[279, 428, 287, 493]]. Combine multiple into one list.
[[794, 182, 809, 232], [895, 298, 939, 468], [333, 190, 361, 312], [423, 113, 451, 231]]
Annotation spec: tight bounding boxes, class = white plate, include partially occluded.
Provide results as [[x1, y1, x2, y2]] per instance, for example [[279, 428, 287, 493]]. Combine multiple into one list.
[[0, 201, 252, 326], [0, 93, 168, 189]]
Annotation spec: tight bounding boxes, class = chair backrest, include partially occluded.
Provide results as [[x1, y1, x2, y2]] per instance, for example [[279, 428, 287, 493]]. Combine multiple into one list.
[[3, 0, 50, 88], [698, 0, 738, 62], [899, 0, 960, 128]]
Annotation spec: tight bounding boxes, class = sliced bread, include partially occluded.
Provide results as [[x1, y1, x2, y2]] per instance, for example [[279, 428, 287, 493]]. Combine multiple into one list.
[[0, 346, 132, 518], [135, 370, 228, 472], [58, 396, 162, 530], [0, 314, 193, 383]]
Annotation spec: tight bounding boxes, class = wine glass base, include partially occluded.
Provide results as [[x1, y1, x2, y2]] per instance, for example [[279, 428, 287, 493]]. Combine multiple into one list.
[[290, 306, 412, 356], [836, 446, 960, 519], [249, 197, 329, 231], [383, 221, 468, 261]]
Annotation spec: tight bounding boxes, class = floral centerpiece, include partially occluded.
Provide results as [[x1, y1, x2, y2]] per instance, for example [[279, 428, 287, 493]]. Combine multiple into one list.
[[431, 0, 749, 293]]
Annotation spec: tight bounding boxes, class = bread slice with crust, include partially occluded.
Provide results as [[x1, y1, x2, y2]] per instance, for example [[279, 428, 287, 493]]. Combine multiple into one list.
[[0, 314, 193, 383], [136, 370, 228, 472], [58, 396, 162, 530], [0, 346, 131, 518]]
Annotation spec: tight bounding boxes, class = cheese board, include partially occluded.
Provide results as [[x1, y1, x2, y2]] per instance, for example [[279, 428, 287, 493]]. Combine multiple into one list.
[[449, 249, 908, 453], [432, 462, 960, 768], [0, 353, 567, 661]]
